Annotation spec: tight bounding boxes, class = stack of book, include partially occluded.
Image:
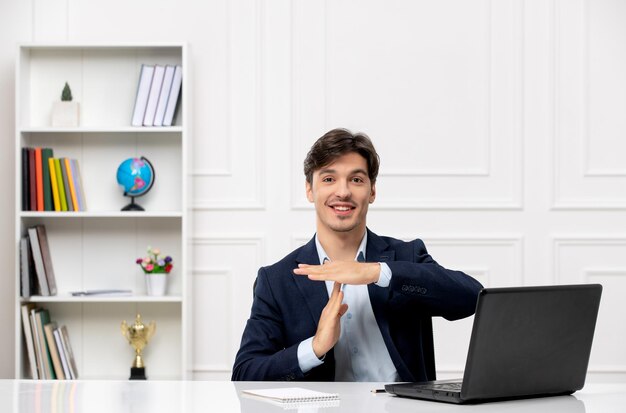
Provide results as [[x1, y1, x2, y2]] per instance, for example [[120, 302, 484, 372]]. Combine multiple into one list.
[[20, 225, 57, 298], [21, 147, 86, 212], [20, 304, 78, 380], [131, 64, 183, 127]]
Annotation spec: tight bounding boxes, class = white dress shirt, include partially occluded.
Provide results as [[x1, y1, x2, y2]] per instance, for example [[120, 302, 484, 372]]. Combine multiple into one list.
[[296, 233, 399, 381]]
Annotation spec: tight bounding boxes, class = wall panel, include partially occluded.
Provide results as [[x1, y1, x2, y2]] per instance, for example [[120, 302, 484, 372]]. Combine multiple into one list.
[[1, 0, 625, 381]]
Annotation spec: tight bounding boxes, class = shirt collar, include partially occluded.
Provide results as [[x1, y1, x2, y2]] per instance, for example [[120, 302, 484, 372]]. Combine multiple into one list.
[[314, 232, 367, 264]]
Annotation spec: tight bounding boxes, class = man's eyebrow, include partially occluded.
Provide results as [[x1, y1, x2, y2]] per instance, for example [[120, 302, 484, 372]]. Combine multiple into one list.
[[317, 168, 368, 176], [318, 168, 337, 175]]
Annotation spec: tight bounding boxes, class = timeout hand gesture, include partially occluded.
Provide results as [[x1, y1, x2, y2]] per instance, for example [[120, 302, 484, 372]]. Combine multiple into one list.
[[293, 260, 381, 285]]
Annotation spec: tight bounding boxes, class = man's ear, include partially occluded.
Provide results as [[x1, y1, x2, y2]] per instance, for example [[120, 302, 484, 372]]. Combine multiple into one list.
[[369, 184, 376, 204], [306, 180, 314, 203]]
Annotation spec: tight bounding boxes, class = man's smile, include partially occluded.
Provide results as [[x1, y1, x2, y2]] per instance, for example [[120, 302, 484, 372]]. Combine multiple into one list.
[[328, 202, 356, 216]]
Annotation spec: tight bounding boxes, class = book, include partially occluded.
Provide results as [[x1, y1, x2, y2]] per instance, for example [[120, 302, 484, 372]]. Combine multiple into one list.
[[28, 226, 50, 296], [44, 322, 65, 380], [70, 159, 86, 211], [34, 309, 56, 379], [41, 148, 54, 211], [240, 388, 340, 405], [20, 303, 39, 379], [131, 64, 155, 126], [143, 65, 166, 126], [21, 147, 29, 211], [29, 308, 44, 378], [53, 328, 71, 379], [54, 158, 68, 211], [64, 158, 79, 211], [60, 158, 74, 212], [35, 147, 43, 211], [59, 326, 78, 379], [153, 65, 176, 126], [36, 225, 57, 296], [70, 289, 132, 297], [29, 148, 36, 211], [48, 157, 61, 211], [162, 65, 182, 126], [20, 237, 33, 298]]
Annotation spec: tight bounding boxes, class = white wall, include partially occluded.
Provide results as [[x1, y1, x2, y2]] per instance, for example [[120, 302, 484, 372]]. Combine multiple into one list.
[[1, 0, 625, 381]]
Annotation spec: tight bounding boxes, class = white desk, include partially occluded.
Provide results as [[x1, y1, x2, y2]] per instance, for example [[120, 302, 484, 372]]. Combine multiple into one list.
[[4, 380, 625, 412]]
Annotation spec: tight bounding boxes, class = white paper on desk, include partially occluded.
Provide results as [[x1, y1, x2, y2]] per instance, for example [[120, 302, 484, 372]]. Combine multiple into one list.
[[241, 387, 339, 403]]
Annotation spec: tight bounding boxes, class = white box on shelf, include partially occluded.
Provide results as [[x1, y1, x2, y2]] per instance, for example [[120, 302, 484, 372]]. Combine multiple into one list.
[[51, 102, 79, 127]]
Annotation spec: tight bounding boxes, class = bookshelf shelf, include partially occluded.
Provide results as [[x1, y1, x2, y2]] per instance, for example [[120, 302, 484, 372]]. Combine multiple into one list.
[[14, 44, 189, 381], [20, 126, 183, 133], [20, 211, 183, 219], [24, 295, 183, 303]]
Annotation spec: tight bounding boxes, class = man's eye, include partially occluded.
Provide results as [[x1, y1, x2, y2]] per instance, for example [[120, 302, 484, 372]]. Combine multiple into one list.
[[322, 177, 333, 182], [352, 177, 364, 183]]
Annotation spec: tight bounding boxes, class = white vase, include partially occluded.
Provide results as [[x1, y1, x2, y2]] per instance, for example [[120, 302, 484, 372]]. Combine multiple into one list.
[[145, 273, 167, 296], [52, 101, 80, 127]]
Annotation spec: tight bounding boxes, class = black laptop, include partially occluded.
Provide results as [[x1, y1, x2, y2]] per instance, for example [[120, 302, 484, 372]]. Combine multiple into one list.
[[385, 284, 602, 404]]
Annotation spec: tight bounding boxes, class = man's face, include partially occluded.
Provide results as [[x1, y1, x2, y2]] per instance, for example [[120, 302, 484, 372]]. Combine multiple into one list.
[[306, 152, 376, 236]]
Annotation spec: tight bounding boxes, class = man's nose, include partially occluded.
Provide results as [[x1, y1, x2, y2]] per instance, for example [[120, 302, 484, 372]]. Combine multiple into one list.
[[334, 180, 351, 198]]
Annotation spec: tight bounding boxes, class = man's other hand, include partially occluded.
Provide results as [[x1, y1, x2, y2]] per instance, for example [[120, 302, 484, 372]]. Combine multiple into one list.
[[312, 281, 348, 358]]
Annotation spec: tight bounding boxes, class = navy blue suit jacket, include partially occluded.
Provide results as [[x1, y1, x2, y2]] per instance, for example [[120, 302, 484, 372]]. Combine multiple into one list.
[[231, 229, 483, 382]]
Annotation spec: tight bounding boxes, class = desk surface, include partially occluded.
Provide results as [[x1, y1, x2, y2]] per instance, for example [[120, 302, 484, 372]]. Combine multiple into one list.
[[3, 380, 625, 413]]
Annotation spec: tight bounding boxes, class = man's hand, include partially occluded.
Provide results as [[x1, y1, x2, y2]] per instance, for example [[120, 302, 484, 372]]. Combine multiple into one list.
[[293, 261, 380, 285], [312, 281, 348, 358]]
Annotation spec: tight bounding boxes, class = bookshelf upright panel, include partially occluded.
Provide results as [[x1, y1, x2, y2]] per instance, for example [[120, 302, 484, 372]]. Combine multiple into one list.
[[14, 44, 189, 380]]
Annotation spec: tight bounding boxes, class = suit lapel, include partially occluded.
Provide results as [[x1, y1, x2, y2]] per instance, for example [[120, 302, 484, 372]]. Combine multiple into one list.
[[366, 229, 413, 381], [293, 236, 328, 325]]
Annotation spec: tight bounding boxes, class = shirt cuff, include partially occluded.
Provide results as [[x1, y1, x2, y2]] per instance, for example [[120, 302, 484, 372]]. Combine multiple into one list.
[[297, 337, 324, 373], [375, 262, 392, 288]]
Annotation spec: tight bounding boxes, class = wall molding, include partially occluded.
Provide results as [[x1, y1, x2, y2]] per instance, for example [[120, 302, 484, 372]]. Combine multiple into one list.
[[191, 0, 265, 210], [289, 0, 522, 211], [552, 0, 626, 209], [552, 235, 626, 283]]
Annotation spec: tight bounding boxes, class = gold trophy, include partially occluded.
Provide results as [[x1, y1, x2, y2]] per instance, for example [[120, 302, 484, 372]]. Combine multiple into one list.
[[121, 313, 156, 380]]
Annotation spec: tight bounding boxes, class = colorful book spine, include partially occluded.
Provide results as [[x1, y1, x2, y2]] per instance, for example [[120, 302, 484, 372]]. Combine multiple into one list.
[[53, 159, 68, 212], [41, 148, 54, 211], [60, 159, 74, 212], [70, 159, 85, 211], [64, 158, 79, 212], [29, 148, 36, 211], [35, 148, 43, 211], [48, 158, 61, 211], [21, 147, 29, 211]]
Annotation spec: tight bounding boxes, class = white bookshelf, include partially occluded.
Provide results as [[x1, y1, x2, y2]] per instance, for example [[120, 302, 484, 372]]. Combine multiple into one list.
[[14, 44, 189, 380]]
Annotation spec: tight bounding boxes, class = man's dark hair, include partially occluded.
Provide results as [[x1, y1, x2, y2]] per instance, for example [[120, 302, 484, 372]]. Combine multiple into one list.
[[303, 128, 380, 184]]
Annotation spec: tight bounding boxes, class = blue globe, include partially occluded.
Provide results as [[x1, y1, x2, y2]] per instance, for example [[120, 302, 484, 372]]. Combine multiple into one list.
[[116, 157, 155, 211]]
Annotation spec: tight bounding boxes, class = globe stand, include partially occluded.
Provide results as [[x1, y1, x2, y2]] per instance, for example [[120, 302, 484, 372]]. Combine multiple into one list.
[[117, 156, 155, 212], [121, 196, 145, 212]]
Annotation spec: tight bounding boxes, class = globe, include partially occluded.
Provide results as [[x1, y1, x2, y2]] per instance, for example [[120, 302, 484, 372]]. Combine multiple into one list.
[[116, 157, 155, 211]]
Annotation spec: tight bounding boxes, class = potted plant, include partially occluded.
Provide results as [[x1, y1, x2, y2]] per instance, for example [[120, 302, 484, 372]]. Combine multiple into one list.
[[136, 247, 173, 296], [51, 82, 80, 127]]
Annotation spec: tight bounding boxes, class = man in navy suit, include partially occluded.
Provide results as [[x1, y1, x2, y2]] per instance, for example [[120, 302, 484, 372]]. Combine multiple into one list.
[[232, 128, 483, 382]]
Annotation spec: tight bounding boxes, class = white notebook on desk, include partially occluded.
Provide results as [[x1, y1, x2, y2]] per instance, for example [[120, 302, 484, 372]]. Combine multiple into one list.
[[241, 387, 339, 404]]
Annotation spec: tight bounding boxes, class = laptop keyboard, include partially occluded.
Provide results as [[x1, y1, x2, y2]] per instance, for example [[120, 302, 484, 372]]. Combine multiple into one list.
[[417, 382, 463, 392]]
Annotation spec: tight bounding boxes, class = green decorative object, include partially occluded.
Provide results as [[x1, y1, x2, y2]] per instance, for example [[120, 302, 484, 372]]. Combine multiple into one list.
[[61, 82, 73, 101], [52, 82, 79, 127]]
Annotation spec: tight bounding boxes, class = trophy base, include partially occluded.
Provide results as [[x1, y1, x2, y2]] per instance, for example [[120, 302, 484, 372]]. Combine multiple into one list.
[[129, 367, 147, 380]]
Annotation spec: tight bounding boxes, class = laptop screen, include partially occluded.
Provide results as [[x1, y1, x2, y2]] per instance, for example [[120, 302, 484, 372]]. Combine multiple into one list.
[[460, 284, 602, 401]]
